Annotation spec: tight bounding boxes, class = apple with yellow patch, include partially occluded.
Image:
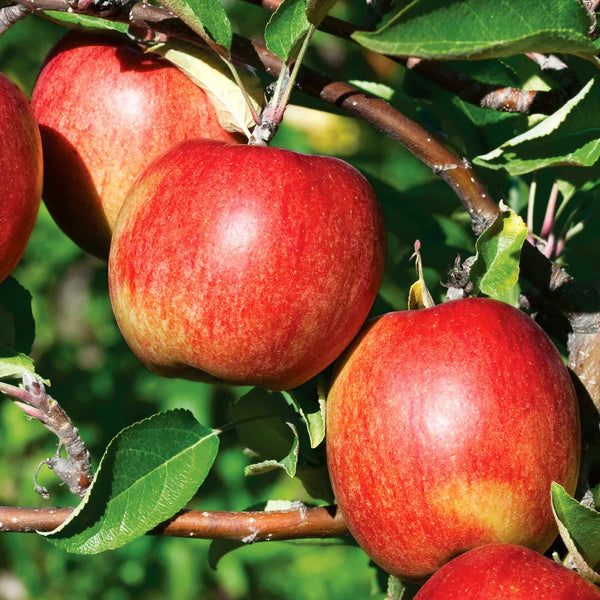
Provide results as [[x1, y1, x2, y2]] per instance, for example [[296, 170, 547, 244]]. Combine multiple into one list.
[[109, 139, 386, 391], [326, 298, 580, 581]]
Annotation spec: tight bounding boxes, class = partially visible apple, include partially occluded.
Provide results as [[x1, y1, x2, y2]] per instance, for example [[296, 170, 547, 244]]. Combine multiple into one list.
[[0, 73, 42, 283], [31, 31, 239, 259], [326, 297, 580, 581], [108, 140, 386, 391], [414, 544, 600, 599]]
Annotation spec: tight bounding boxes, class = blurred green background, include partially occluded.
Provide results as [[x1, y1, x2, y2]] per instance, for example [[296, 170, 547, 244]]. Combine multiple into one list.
[[0, 3, 520, 598]]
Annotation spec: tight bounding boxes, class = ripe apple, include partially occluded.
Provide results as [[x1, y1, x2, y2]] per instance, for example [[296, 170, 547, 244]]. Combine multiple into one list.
[[0, 73, 42, 283], [31, 31, 239, 259], [326, 297, 580, 581], [108, 139, 386, 391], [414, 544, 600, 599]]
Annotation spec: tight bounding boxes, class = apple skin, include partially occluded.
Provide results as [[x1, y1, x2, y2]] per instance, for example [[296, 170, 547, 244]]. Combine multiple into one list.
[[326, 297, 580, 581], [414, 544, 600, 599], [108, 139, 386, 391], [0, 73, 42, 283], [31, 31, 239, 259]]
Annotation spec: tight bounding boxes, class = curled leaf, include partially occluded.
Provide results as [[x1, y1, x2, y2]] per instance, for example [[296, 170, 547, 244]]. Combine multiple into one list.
[[469, 208, 527, 298], [151, 41, 263, 137]]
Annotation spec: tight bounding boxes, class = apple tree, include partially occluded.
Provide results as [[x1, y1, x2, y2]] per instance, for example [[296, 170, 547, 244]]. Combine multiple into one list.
[[1, 0, 600, 598]]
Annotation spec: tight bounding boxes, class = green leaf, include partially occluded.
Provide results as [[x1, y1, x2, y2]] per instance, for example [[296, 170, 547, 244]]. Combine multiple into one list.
[[44, 410, 219, 554], [474, 78, 600, 175], [264, 0, 337, 61], [304, 407, 326, 448], [151, 41, 263, 137], [208, 500, 269, 569], [230, 387, 332, 500], [305, 0, 337, 26], [556, 164, 600, 202], [0, 277, 35, 355], [295, 464, 333, 503], [552, 482, 600, 583], [244, 423, 300, 478], [387, 576, 421, 599], [208, 538, 246, 570], [43, 12, 129, 33], [470, 209, 528, 298], [284, 385, 326, 449], [352, 0, 597, 60], [0, 349, 37, 381], [265, 0, 312, 62], [231, 389, 300, 478], [158, 0, 232, 52]]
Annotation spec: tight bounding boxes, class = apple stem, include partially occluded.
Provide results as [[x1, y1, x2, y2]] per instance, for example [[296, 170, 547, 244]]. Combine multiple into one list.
[[249, 25, 316, 145], [272, 26, 316, 123], [0, 374, 93, 499]]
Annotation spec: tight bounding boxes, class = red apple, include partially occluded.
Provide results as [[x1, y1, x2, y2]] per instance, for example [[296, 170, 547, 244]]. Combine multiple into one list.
[[0, 73, 42, 283], [108, 139, 386, 391], [31, 31, 239, 259], [326, 297, 580, 581], [414, 544, 600, 599]]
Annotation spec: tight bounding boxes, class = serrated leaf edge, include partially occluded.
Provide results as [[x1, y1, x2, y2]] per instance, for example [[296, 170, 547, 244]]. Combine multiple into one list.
[[42, 409, 218, 538], [476, 78, 596, 165]]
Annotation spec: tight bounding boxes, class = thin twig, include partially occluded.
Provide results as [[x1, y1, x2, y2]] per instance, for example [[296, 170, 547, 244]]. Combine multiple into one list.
[[582, 0, 599, 39], [406, 57, 568, 115], [0, 2, 30, 33], [0, 375, 92, 499], [0, 505, 349, 541]]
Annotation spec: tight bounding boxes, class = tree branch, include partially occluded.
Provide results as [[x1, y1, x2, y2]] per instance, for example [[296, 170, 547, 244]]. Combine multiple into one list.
[[228, 35, 503, 235], [0, 505, 349, 541], [243, 0, 570, 116]]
